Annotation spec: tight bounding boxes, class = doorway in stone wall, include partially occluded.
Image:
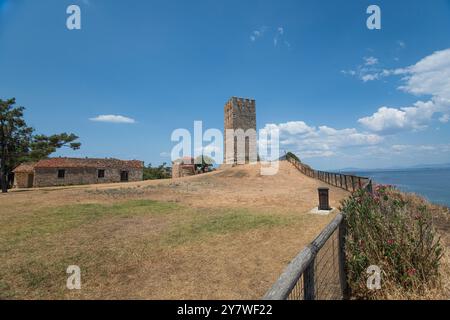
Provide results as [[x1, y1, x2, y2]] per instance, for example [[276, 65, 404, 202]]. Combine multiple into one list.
[[27, 174, 34, 188], [120, 171, 129, 182]]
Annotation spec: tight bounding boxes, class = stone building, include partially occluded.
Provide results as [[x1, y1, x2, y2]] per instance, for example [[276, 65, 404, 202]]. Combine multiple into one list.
[[172, 157, 195, 179], [13, 157, 143, 188], [12, 162, 36, 188], [224, 97, 257, 164]]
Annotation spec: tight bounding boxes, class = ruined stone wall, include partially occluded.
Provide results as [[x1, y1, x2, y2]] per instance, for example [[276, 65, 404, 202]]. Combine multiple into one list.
[[172, 163, 181, 178], [33, 167, 143, 187], [224, 97, 257, 164], [171, 163, 195, 179]]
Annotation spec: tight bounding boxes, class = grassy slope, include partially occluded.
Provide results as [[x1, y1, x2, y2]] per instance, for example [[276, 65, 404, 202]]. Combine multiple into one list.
[[0, 199, 315, 299]]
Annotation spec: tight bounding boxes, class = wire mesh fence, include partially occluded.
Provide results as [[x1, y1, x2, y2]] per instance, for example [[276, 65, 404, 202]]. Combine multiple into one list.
[[312, 228, 342, 300], [263, 213, 347, 300]]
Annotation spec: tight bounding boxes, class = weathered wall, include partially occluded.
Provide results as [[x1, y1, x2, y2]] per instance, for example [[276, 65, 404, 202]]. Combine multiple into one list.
[[33, 167, 143, 187], [172, 163, 181, 178], [171, 163, 195, 179], [224, 97, 257, 164], [14, 172, 33, 188]]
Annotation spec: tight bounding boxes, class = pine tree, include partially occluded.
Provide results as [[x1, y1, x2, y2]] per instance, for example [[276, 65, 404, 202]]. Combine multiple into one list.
[[0, 98, 81, 193]]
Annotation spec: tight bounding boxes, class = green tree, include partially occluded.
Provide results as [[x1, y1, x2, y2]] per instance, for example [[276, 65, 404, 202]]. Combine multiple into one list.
[[194, 155, 215, 166], [28, 133, 81, 161], [143, 162, 170, 180], [0, 98, 81, 193], [285, 151, 301, 163], [194, 155, 214, 172]]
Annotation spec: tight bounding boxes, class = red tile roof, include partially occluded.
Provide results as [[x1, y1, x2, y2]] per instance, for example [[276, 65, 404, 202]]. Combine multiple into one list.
[[34, 158, 143, 169], [13, 162, 37, 173]]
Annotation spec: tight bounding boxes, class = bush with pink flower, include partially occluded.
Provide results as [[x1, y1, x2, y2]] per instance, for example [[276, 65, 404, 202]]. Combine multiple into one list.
[[341, 185, 444, 299]]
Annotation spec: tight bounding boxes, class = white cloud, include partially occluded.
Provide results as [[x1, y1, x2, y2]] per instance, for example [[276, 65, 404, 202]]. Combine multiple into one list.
[[358, 100, 435, 133], [439, 114, 450, 123], [250, 26, 290, 48], [397, 41, 406, 48], [260, 121, 382, 159], [342, 54, 410, 83], [399, 49, 450, 100], [273, 26, 287, 47], [250, 27, 266, 42], [89, 114, 136, 124], [357, 48, 450, 134], [361, 73, 380, 82], [364, 56, 378, 66]]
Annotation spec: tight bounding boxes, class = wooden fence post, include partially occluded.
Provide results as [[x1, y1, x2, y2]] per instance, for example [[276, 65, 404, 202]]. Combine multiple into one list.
[[351, 176, 355, 192], [303, 260, 316, 300], [338, 219, 350, 300]]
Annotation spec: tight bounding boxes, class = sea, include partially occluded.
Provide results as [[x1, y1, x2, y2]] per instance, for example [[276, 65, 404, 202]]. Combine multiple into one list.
[[348, 167, 450, 208]]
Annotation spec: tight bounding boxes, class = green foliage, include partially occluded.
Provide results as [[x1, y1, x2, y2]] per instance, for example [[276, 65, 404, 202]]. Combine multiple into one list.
[[194, 155, 215, 166], [286, 151, 300, 163], [143, 162, 171, 180], [341, 186, 443, 299], [28, 133, 81, 161], [0, 98, 81, 192]]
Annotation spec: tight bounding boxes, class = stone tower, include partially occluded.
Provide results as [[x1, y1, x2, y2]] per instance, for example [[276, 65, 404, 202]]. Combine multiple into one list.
[[224, 97, 257, 164]]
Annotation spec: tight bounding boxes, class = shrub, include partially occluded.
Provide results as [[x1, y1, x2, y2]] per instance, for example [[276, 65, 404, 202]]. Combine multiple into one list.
[[341, 185, 443, 299], [143, 163, 171, 180], [286, 152, 300, 163]]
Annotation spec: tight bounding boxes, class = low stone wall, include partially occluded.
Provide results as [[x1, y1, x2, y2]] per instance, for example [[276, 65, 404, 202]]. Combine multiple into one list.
[[33, 167, 143, 187]]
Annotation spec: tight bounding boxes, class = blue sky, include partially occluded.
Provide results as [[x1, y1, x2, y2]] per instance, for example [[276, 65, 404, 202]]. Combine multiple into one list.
[[1, 0, 450, 170]]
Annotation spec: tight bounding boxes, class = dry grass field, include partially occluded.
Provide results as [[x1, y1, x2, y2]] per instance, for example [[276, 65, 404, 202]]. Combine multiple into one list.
[[0, 161, 349, 299]]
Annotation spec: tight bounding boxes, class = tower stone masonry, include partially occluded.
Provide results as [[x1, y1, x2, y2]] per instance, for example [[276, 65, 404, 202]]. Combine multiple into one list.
[[224, 97, 257, 164]]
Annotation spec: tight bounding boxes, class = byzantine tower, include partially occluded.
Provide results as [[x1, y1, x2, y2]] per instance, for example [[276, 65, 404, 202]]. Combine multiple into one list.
[[224, 97, 257, 164]]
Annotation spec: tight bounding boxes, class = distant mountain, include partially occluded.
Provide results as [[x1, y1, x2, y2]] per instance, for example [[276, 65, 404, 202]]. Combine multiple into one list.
[[336, 163, 450, 173], [409, 163, 450, 169]]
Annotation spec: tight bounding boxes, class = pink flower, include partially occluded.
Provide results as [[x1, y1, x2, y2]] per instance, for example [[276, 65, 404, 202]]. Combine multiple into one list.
[[407, 268, 416, 276], [387, 239, 395, 245], [359, 240, 365, 248]]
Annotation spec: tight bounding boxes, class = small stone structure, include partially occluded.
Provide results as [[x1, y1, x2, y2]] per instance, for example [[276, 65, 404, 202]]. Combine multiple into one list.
[[224, 97, 257, 164], [12, 162, 36, 188], [172, 157, 196, 178], [13, 157, 143, 188]]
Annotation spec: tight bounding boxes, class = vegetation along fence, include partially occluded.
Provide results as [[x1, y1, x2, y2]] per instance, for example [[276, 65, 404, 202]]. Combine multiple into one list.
[[263, 156, 372, 300]]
